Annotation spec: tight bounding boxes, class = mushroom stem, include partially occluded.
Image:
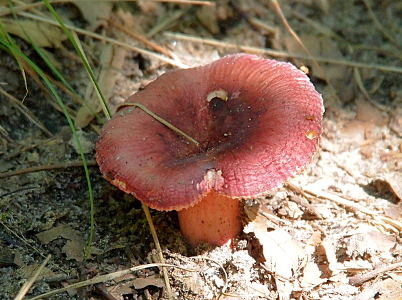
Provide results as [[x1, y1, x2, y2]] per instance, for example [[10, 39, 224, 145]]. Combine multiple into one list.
[[178, 190, 242, 247]]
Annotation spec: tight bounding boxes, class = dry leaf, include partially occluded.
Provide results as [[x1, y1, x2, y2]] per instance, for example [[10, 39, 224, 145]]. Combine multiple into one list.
[[300, 261, 325, 289], [36, 224, 86, 261], [275, 279, 294, 300], [377, 278, 402, 300], [320, 239, 344, 276], [277, 200, 304, 219], [196, 5, 220, 35], [244, 223, 308, 279], [370, 173, 402, 203], [75, 44, 126, 128], [171, 268, 206, 295], [345, 226, 396, 258], [389, 107, 402, 137], [284, 34, 348, 82], [385, 202, 402, 219], [132, 275, 165, 289], [0, 18, 67, 48], [353, 282, 381, 300], [244, 203, 309, 281], [68, 129, 94, 154], [356, 98, 389, 126], [343, 259, 372, 272], [19, 264, 58, 281], [73, 1, 112, 30]]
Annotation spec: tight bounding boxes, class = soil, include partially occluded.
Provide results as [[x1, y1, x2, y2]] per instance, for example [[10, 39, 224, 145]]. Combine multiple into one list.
[[0, 1, 401, 300]]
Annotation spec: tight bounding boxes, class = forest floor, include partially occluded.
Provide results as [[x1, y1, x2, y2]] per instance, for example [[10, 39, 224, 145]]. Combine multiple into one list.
[[0, 1, 401, 299]]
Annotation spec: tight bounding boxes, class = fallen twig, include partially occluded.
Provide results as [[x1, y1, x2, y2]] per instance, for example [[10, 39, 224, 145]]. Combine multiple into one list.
[[349, 261, 402, 286]]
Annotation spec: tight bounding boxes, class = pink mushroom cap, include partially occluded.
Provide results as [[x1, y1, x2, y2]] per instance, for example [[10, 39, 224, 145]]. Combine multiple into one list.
[[96, 54, 324, 212]]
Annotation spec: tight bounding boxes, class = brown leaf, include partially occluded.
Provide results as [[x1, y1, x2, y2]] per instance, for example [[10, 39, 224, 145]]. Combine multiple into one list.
[[244, 223, 308, 279], [75, 44, 126, 128], [0, 18, 67, 48], [132, 275, 165, 289], [284, 34, 348, 82], [36, 224, 86, 261], [73, 1, 112, 30]]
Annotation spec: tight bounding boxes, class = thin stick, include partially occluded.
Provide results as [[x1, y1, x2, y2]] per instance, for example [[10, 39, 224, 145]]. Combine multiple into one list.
[[107, 19, 173, 58], [362, 0, 398, 46], [270, 0, 327, 80], [353, 67, 392, 113], [0, 160, 97, 179], [303, 186, 402, 232], [14, 255, 52, 300], [0, 0, 214, 17], [349, 261, 402, 286], [0, 86, 53, 137], [142, 203, 174, 300], [17, 12, 188, 69], [164, 32, 402, 74], [143, 0, 215, 4], [28, 262, 190, 300], [304, 187, 379, 216], [121, 102, 199, 146], [147, 10, 184, 38]]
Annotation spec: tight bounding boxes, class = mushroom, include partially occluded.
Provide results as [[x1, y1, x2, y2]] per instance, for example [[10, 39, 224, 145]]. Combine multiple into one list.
[[96, 54, 324, 247]]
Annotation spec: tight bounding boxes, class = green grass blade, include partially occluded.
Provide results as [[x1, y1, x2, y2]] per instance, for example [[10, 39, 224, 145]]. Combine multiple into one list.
[[0, 35, 95, 260], [6, 6, 104, 125], [41, 0, 112, 120]]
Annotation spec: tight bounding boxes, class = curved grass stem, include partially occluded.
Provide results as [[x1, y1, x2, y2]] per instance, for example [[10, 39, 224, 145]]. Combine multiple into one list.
[[121, 102, 200, 146], [142, 203, 174, 300]]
